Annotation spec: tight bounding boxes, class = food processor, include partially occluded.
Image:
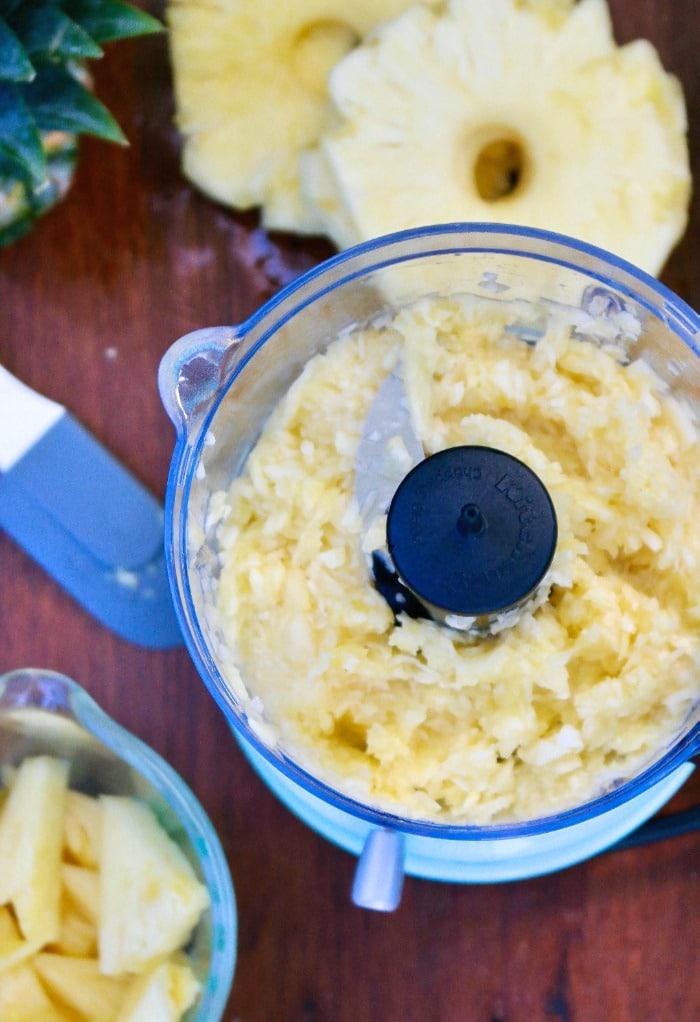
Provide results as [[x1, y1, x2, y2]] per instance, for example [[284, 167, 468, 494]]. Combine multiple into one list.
[[159, 224, 699, 911]]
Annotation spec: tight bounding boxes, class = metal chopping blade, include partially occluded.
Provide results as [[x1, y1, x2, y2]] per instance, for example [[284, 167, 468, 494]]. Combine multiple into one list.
[[354, 362, 424, 538]]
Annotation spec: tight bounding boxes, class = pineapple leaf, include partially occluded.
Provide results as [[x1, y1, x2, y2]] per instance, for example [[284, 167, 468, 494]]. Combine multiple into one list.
[[0, 134, 78, 246], [0, 207, 33, 246], [9, 5, 104, 62], [0, 152, 33, 243], [0, 19, 36, 82], [23, 62, 127, 144], [0, 82, 45, 187], [62, 0, 162, 43], [25, 132, 78, 215], [0, 0, 23, 18]]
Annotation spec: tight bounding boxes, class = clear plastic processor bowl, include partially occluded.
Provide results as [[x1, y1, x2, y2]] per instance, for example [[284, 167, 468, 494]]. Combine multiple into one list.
[[159, 224, 700, 909], [0, 668, 237, 1017]]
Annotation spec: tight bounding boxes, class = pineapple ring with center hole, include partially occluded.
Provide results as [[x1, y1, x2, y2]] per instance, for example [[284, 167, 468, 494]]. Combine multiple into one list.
[[290, 20, 360, 96], [166, 0, 421, 235], [472, 132, 530, 202], [300, 0, 691, 275]]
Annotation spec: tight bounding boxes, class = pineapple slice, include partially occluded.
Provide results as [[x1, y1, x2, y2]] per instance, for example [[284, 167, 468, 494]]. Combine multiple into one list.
[[98, 797, 210, 976], [47, 896, 98, 959], [0, 906, 43, 973], [167, 0, 420, 233], [0, 960, 73, 1022], [0, 759, 211, 1020], [34, 952, 129, 1020], [61, 864, 100, 927], [63, 791, 101, 869], [300, 0, 691, 275], [113, 959, 201, 1022], [0, 756, 69, 947]]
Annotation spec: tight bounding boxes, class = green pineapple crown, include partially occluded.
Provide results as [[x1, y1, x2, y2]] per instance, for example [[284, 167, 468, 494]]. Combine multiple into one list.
[[0, 0, 161, 244]]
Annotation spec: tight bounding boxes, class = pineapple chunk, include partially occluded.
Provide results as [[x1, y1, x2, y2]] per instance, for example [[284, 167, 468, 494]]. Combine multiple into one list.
[[0, 756, 69, 946], [167, 0, 420, 233], [34, 952, 129, 1020], [63, 791, 101, 868], [0, 757, 210, 1019], [114, 959, 201, 1022], [300, 0, 690, 274], [47, 897, 98, 959], [0, 906, 42, 973], [61, 864, 100, 927], [0, 960, 73, 1022], [98, 797, 210, 976]]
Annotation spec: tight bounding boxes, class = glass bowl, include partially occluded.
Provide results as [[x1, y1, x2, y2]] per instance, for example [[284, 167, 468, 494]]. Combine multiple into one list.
[[0, 667, 237, 1018]]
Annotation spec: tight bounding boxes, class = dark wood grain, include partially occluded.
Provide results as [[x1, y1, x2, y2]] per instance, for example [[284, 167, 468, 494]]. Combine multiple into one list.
[[1, 2, 698, 1020]]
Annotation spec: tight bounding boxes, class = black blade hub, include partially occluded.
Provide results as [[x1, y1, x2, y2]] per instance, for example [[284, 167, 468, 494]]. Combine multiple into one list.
[[385, 445, 557, 622]]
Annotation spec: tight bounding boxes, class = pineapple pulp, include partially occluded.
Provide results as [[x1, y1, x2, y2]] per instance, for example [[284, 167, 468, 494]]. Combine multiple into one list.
[[301, 0, 690, 274], [213, 293, 699, 825]]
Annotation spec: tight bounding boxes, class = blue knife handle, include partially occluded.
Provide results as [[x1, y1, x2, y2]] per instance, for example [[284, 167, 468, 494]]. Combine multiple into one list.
[[3, 414, 164, 570]]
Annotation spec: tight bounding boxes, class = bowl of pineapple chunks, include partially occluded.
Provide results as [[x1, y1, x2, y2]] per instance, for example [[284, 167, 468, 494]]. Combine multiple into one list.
[[0, 668, 236, 1022]]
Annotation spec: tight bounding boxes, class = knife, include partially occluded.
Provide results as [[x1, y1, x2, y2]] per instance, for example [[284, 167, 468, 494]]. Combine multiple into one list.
[[0, 365, 164, 568], [0, 365, 182, 648]]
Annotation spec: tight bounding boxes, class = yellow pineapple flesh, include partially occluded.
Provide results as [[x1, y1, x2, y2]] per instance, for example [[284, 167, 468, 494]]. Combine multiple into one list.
[[0, 961, 73, 1022], [0, 756, 69, 947], [98, 796, 210, 976], [167, 0, 421, 233], [33, 952, 130, 1020], [299, 0, 690, 274], [0, 760, 211, 1022], [113, 959, 201, 1022]]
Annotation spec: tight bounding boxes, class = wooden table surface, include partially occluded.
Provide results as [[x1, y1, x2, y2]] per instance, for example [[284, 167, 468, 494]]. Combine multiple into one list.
[[1, 2, 698, 1019]]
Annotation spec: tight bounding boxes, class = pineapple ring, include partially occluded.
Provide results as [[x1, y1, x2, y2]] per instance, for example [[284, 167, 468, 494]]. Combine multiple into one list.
[[166, 0, 420, 234], [290, 20, 361, 94], [471, 130, 530, 202], [301, 0, 691, 275]]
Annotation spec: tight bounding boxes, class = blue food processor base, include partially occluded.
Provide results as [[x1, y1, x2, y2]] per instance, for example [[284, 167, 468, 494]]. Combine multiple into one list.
[[237, 736, 693, 884]]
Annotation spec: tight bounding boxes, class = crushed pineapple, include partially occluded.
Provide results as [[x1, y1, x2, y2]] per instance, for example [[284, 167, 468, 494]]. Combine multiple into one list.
[[214, 294, 699, 824]]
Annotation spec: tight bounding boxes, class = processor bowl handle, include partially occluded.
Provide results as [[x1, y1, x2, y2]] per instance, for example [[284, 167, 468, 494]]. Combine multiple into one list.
[[351, 828, 406, 911], [158, 326, 245, 435]]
